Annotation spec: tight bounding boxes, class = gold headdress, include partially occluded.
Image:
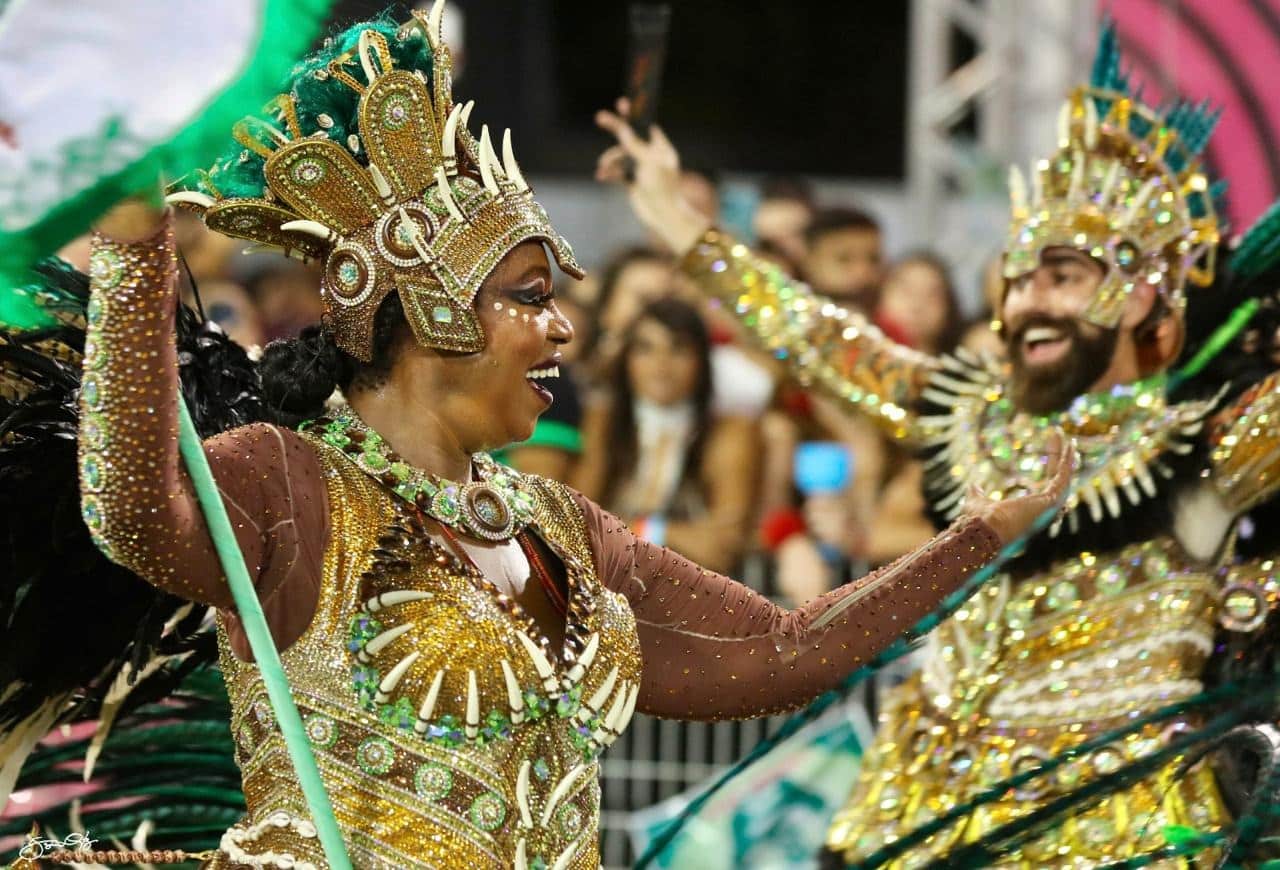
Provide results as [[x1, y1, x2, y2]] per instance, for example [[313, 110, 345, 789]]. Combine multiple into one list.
[[1002, 81, 1221, 330], [169, 2, 582, 360]]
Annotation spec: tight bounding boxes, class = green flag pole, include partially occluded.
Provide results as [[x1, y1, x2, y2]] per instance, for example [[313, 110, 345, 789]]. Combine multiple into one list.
[[175, 399, 351, 869]]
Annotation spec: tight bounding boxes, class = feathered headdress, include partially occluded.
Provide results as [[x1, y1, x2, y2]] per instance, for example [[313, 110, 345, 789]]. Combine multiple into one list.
[[169, 3, 583, 361], [1002, 20, 1223, 332]]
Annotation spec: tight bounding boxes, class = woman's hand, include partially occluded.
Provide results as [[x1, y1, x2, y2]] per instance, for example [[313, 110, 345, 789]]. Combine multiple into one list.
[[961, 431, 1076, 547], [94, 197, 168, 244], [594, 97, 711, 256]]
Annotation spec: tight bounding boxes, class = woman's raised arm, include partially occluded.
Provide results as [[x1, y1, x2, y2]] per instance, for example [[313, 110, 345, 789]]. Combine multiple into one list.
[[79, 202, 326, 650]]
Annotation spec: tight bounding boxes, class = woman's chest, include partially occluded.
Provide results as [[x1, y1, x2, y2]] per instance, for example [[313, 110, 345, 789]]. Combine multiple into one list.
[[288, 478, 645, 762]]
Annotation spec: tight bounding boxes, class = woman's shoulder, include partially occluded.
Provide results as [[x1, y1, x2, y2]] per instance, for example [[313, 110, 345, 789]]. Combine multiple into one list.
[[203, 421, 320, 470]]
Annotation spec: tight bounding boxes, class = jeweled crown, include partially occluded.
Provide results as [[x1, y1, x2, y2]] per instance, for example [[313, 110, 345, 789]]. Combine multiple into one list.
[[1002, 24, 1222, 330], [169, 3, 582, 361]]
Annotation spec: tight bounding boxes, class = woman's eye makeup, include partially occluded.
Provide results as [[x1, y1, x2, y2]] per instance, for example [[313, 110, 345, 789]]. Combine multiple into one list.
[[509, 283, 554, 306]]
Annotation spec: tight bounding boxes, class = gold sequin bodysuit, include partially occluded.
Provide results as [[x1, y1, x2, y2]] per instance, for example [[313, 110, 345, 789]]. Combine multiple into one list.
[[78, 216, 1003, 867], [682, 229, 1280, 868], [211, 445, 642, 868]]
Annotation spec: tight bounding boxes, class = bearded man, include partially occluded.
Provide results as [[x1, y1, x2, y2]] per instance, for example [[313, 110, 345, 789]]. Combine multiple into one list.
[[595, 23, 1280, 867]]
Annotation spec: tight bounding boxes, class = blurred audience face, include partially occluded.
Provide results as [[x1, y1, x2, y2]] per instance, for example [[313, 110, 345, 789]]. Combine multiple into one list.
[[553, 290, 591, 365], [679, 170, 720, 222], [599, 255, 676, 337], [251, 264, 326, 341], [879, 258, 951, 352], [805, 225, 883, 306], [174, 211, 238, 281], [754, 197, 812, 267], [197, 280, 265, 349], [625, 315, 703, 407], [1002, 246, 1112, 414]]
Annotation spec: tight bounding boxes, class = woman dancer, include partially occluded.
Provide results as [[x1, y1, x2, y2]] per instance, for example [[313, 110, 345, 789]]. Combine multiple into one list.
[[78, 10, 1069, 868]]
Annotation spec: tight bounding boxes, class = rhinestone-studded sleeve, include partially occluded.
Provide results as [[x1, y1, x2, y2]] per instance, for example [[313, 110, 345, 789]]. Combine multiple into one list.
[[681, 228, 940, 442], [573, 492, 1000, 719], [1210, 371, 1280, 514], [79, 218, 327, 646]]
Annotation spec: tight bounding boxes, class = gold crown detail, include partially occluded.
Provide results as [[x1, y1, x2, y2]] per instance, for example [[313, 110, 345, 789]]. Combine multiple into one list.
[[1002, 87, 1220, 329], [169, 4, 582, 360]]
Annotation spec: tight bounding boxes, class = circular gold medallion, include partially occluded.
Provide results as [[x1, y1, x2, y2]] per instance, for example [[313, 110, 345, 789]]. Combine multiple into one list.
[[462, 483, 514, 540]]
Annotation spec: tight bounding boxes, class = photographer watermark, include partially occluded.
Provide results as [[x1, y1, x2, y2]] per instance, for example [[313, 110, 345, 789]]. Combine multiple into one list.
[[12, 828, 212, 865]]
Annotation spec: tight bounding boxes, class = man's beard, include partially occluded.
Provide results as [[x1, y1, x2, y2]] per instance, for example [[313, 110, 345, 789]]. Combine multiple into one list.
[[1007, 316, 1117, 415]]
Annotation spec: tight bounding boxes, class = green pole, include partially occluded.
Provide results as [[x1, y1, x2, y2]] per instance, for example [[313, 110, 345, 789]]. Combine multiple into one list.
[[175, 399, 351, 869]]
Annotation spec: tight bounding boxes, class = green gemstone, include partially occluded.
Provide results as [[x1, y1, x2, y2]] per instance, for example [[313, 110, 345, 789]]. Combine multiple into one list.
[[304, 714, 338, 748], [469, 792, 507, 831], [432, 490, 461, 522], [533, 757, 550, 781], [414, 762, 453, 801], [82, 415, 105, 449], [86, 296, 104, 325], [89, 249, 123, 289], [337, 259, 360, 287], [555, 693, 581, 719], [389, 462, 411, 482], [363, 450, 389, 471], [431, 305, 453, 324], [1046, 580, 1079, 610], [82, 375, 101, 408], [356, 736, 395, 775], [82, 454, 103, 491], [1144, 552, 1171, 579], [1095, 565, 1126, 596], [82, 497, 103, 530]]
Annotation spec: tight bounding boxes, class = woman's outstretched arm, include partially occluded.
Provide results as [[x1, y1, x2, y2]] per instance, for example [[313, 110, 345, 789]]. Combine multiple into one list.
[[579, 434, 1072, 720]]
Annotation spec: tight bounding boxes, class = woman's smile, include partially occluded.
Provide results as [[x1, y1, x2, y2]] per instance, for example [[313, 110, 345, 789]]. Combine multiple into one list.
[[525, 354, 562, 405]]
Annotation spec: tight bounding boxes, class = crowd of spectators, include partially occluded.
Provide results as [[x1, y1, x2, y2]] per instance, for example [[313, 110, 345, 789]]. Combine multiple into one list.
[[58, 175, 1005, 599]]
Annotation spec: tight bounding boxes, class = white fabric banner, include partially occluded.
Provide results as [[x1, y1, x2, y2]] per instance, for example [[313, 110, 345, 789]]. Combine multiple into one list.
[[0, 0, 262, 231]]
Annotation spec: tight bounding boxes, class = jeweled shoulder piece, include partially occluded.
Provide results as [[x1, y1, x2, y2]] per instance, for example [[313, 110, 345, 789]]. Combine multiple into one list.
[[168, 1, 583, 361]]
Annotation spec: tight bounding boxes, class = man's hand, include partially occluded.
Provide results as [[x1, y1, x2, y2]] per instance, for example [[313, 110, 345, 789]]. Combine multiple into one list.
[[594, 97, 711, 256]]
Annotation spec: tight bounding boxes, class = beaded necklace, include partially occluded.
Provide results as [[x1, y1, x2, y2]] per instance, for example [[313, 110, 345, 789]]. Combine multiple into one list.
[[306, 408, 536, 542]]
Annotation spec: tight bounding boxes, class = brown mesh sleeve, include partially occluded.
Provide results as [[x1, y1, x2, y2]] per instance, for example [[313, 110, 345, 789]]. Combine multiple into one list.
[[79, 215, 327, 656], [573, 491, 999, 720]]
